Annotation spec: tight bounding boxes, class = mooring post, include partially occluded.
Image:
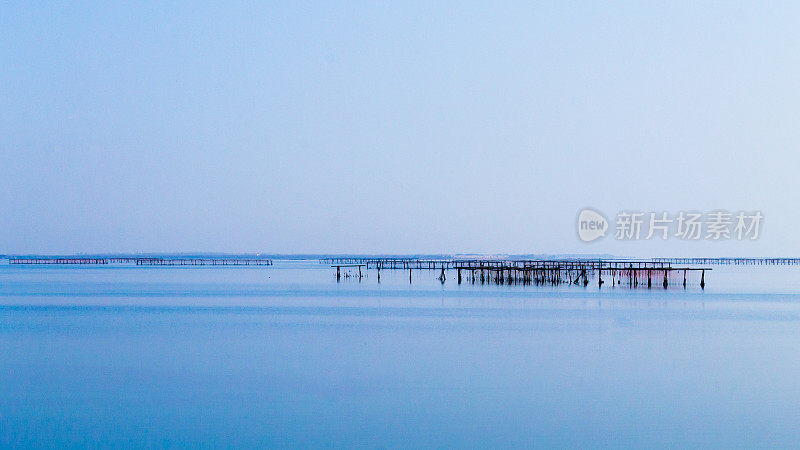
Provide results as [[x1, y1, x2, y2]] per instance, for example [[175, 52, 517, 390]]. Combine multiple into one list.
[[700, 269, 705, 289], [409, 268, 412, 284], [663, 270, 668, 289], [457, 268, 462, 284], [598, 268, 603, 287], [336, 266, 341, 281], [683, 269, 686, 288]]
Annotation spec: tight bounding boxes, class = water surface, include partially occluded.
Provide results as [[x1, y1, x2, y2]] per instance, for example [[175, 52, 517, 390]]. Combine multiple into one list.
[[2, 261, 800, 448]]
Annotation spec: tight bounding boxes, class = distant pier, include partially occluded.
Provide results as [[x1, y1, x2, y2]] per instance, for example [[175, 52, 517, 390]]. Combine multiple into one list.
[[9, 257, 273, 266], [653, 257, 800, 265], [321, 258, 455, 269], [9, 257, 109, 265], [133, 258, 272, 266]]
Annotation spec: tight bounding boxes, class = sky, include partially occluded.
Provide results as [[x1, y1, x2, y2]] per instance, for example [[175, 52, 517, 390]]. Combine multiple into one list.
[[2, 1, 799, 256]]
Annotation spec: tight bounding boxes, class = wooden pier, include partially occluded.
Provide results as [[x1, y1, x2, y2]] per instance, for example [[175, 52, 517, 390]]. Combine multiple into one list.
[[9, 257, 109, 265], [652, 257, 800, 265], [325, 256, 800, 268], [9, 256, 272, 266], [452, 261, 706, 289], [321, 257, 454, 269], [327, 257, 710, 288], [134, 258, 272, 266]]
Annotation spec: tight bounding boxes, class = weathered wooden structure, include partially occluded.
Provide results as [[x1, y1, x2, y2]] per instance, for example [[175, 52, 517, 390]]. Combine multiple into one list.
[[653, 257, 800, 265], [134, 258, 272, 266], [9, 257, 109, 265], [325, 257, 710, 288], [452, 261, 706, 289], [9, 256, 272, 266], [321, 257, 454, 269]]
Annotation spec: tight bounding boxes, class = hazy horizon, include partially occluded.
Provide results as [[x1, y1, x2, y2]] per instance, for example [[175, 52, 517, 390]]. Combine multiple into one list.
[[3, 2, 798, 256]]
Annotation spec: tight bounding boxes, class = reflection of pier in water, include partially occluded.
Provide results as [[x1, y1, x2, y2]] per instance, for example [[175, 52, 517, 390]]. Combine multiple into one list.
[[324, 257, 712, 288]]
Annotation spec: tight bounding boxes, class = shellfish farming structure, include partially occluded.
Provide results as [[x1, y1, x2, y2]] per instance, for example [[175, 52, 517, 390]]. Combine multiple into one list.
[[322, 257, 710, 288]]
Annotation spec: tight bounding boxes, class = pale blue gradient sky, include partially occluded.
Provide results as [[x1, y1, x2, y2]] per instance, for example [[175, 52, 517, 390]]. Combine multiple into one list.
[[2, 1, 798, 255]]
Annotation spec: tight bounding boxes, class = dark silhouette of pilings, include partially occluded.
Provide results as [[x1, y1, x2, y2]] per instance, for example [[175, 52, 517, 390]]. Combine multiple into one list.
[[327, 258, 711, 288]]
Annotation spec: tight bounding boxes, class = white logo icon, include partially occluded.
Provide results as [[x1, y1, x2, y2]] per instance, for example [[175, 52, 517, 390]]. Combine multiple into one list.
[[577, 208, 608, 242]]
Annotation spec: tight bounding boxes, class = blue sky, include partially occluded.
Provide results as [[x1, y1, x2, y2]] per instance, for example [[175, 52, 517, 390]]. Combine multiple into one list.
[[2, 1, 798, 255]]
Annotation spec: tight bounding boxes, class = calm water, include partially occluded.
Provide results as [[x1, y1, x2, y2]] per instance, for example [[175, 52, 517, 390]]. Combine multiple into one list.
[[3, 260, 800, 448]]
